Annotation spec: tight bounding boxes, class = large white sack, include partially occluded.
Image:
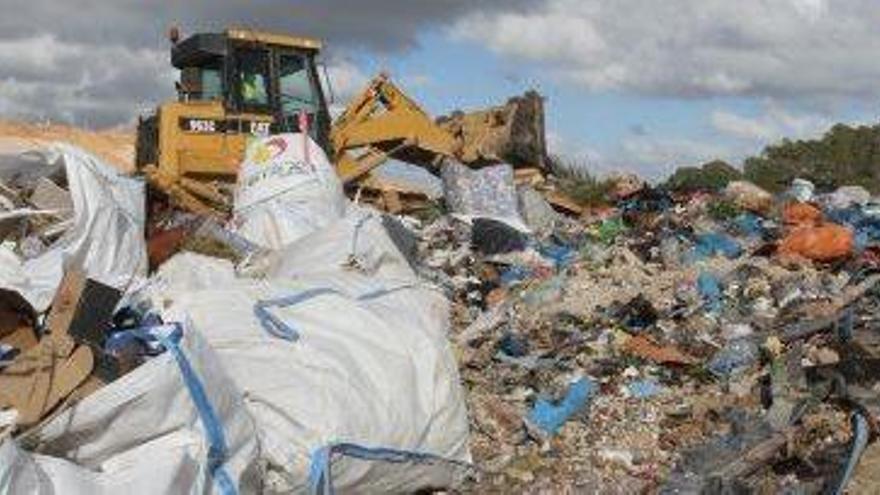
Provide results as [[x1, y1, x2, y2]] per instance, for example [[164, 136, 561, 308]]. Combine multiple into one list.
[[0, 325, 259, 494], [0, 143, 147, 312], [441, 159, 529, 232], [150, 212, 471, 493], [232, 133, 346, 250]]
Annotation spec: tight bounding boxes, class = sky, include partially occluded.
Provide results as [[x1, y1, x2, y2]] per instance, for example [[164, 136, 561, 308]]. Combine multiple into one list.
[[0, 0, 878, 180]]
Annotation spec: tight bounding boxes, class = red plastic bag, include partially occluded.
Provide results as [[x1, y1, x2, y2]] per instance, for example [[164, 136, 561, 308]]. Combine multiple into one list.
[[782, 202, 823, 227], [779, 224, 853, 261]]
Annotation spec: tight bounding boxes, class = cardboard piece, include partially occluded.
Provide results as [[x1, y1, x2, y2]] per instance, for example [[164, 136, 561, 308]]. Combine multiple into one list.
[[0, 340, 93, 426], [0, 267, 118, 426], [45, 267, 121, 350], [0, 325, 37, 353]]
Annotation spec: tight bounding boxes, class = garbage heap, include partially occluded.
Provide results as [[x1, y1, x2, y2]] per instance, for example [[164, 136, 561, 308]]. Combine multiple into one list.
[[0, 133, 879, 494], [417, 167, 880, 493]]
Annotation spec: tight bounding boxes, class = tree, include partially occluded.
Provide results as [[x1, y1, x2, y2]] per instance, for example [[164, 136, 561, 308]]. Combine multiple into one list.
[[665, 159, 742, 192], [743, 123, 880, 193]]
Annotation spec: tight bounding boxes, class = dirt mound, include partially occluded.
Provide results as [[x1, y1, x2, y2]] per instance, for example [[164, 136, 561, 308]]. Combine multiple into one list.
[[0, 120, 134, 172]]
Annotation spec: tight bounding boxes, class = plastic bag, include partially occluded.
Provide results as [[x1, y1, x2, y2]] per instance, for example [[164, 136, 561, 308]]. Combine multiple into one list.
[[782, 202, 822, 226], [779, 224, 854, 261], [786, 178, 815, 203], [441, 159, 528, 232], [723, 180, 772, 213]]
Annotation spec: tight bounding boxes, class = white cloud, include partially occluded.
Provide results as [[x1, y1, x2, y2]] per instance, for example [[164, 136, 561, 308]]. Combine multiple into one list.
[[551, 132, 736, 181], [711, 102, 833, 142], [545, 130, 566, 155], [616, 135, 735, 179], [0, 34, 173, 127], [0, 34, 377, 127], [325, 58, 370, 103], [324, 58, 371, 119], [711, 111, 779, 142], [453, 0, 880, 100], [788, 0, 827, 21]]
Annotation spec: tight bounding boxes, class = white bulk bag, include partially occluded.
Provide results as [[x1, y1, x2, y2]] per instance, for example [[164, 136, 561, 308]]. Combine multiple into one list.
[[0, 143, 147, 312], [0, 325, 259, 494], [232, 133, 346, 250], [153, 211, 471, 493]]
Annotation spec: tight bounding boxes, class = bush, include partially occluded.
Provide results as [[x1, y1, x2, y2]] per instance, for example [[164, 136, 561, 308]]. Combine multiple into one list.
[[546, 154, 614, 207], [665, 160, 742, 192], [706, 198, 742, 221]]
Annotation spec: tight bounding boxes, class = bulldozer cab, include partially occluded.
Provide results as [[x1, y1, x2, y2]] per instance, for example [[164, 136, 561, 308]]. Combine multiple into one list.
[[137, 28, 332, 214], [171, 29, 330, 144]]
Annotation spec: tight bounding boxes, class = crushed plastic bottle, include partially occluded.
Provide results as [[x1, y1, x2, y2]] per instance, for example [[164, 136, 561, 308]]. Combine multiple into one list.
[[707, 338, 759, 378]]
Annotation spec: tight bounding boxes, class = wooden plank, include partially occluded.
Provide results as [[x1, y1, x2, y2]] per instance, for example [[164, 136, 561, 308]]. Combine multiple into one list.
[[543, 190, 585, 215]]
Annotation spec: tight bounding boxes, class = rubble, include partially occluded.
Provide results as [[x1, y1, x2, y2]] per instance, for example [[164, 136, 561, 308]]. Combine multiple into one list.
[[0, 126, 878, 493], [413, 171, 880, 492]]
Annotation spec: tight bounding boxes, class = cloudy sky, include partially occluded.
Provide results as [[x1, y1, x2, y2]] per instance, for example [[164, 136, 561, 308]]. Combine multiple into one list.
[[0, 0, 878, 178]]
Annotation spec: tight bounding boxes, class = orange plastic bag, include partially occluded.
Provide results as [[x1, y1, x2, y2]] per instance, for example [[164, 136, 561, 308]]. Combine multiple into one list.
[[782, 202, 823, 226], [779, 224, 853, 261]]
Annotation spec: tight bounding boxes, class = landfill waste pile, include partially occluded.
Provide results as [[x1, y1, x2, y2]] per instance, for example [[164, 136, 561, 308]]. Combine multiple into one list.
[[415, 170, 880, 493], [0, 123, 878, 494]]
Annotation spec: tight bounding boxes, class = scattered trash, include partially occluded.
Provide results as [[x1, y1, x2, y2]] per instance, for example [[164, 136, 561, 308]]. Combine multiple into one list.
[[724, 180, 773, 213], [609, 173, 645, 200], [596, 217, 626, 244], [471, 217, 529, 255], [517, 185, 557, 234], [787, 178, 816, 203], [697, 271, 723, 313], [498, 331, 530, 357], [527, 376, 596, 436], [441, 160, 527, 232], [613, 294, 659, 330], [693, 232, 742, 260], [626, 377, 665, 399], [621, 334, 698, 365], [1, 129, 878, 493], [825, 185, 871, 210], [707, 338, 759, 378]]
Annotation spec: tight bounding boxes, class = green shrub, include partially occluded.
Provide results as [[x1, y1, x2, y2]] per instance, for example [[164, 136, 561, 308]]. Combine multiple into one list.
[[706, 198, 742, 221], [546, 154, 614, 207], [666, 160, 742, 192]]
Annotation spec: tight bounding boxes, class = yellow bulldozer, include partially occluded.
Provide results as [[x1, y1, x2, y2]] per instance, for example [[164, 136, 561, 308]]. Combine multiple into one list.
[[135, 28, 547, 215]]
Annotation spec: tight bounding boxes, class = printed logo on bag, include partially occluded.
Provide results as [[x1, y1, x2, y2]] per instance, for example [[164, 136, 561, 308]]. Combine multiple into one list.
[[249, 137, 289, 165]]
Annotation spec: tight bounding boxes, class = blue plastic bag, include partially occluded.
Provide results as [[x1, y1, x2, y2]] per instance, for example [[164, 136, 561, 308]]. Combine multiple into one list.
[[693, 232, 742, 260], [528, 377, 597, 435], [698, 271, 723, 314]]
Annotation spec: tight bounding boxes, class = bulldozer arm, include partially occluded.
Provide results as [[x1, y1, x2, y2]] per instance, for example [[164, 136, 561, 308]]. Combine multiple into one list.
[[331, 74, 547, 185], [331, 73, 457, 183]]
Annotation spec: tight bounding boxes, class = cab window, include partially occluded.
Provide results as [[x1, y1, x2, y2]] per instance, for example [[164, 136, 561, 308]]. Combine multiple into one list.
[[179, 64, 222, 101], [278, 53, 316, 116], [237, 48, 270, 108]]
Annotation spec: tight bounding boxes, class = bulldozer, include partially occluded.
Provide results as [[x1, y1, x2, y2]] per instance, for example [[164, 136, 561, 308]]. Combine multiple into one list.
[[136, 27, 547, 215]]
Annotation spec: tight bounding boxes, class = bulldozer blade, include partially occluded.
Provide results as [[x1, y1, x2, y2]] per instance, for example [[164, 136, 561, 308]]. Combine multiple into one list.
[[437, 90, 546, 169]]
